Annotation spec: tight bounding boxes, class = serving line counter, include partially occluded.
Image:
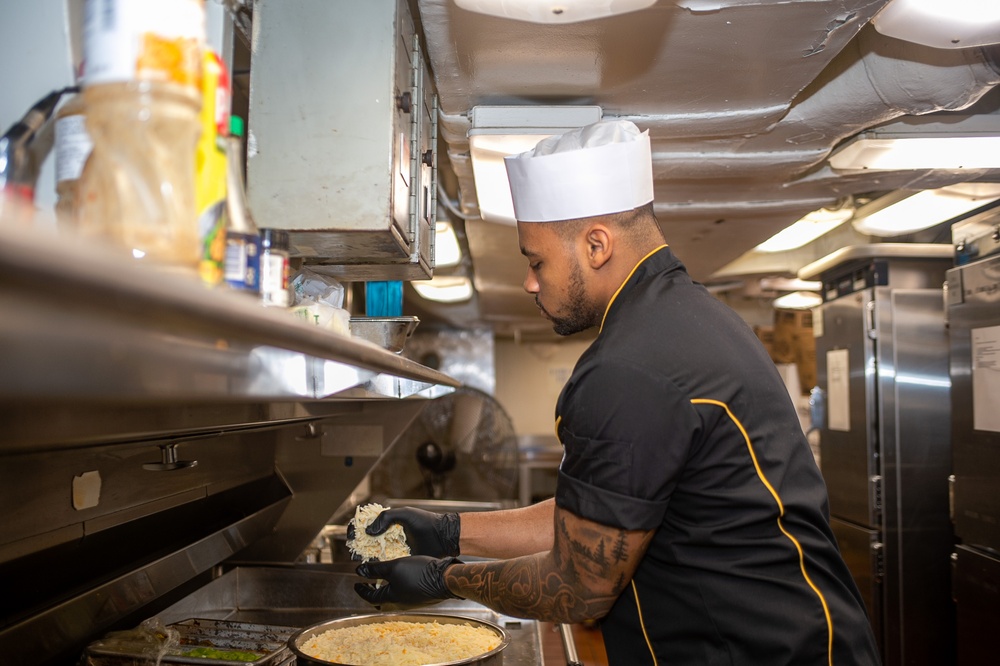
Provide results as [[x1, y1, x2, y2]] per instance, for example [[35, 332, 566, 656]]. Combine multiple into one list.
[[0, 225, 545, 665]]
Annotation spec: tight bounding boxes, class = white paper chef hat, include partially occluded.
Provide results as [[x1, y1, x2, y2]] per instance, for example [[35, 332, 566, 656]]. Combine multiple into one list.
[[503, 119, 654, 222]]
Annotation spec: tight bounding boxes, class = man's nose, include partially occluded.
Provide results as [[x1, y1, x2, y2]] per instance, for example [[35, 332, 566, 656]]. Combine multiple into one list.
[[523, 270, 539, 294]]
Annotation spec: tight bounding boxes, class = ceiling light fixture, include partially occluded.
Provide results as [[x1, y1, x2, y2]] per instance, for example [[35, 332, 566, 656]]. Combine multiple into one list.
[[755, 202, 855, 253], [759, 277, 823, 293], [829, 115, 1000, 171], [455, 0, 656, 24], [468, 105, 603, 224], [773, 291, 823, 310], [852, 184, 1000, 237], [873, 0, 1000, 49], [435, 220, 462, 268], [412, 275, 474, 303]]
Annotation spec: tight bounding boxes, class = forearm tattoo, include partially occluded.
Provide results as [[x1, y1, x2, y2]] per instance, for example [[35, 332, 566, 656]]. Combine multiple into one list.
[[444, 511, 652, 623]]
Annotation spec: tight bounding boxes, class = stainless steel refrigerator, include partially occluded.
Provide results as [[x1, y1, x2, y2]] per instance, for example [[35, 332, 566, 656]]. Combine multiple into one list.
[[946, 249, 1000, 665], [802, 245, 955, 666]]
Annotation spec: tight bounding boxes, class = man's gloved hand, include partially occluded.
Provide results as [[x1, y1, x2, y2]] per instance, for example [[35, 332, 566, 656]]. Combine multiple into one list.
[[349, 507, 460, 559], [355, 556, 463, 608]]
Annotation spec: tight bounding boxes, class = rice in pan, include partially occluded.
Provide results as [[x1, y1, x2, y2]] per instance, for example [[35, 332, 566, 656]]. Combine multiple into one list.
[[300, 620, 501, 666]]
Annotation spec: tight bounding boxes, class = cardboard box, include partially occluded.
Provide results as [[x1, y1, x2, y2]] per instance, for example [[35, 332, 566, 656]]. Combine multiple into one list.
[[773, 309, 816, 394]]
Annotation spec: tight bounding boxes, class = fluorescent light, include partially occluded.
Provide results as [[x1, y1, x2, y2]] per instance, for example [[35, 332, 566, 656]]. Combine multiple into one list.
[[435, 220, 462, 268], [829, 115, 1000, 171], [468, 105, 603, 224], [412, 275, 474, 303], [853, 184, 1000, 237], [874, 0, 1000, 49], [469, 133, 556, 224], [755, 203, 854, 252], [759, 277, 822, 292], [455, 0, 656, 24], [773, 291, 823, 310], [831, 136, 1000, 171]]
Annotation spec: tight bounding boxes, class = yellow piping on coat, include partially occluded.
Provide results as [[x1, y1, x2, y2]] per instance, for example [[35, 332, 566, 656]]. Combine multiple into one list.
[[691, 398, 835, 666]]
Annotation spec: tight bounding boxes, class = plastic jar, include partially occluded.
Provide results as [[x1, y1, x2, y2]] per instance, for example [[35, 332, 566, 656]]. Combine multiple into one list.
[[77, 0, 205, 272], [260, 228, 291, 307], [78, 82, 202, 267]]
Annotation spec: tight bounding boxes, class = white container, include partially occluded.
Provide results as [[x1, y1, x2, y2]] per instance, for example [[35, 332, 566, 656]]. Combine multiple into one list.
[[82, 0, 205, 90]]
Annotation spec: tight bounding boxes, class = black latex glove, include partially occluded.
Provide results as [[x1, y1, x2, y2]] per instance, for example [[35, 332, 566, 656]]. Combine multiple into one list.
[[348, 507, 460, 559], [355, 556, 463, 607]]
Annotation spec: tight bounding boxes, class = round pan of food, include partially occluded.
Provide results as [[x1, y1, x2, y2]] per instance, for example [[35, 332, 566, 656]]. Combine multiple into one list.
[[289, 612, 509, 666]]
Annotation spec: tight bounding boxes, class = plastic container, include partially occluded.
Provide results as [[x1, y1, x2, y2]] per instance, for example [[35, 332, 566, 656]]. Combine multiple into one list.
[[76, 0, 205, 272], [223, 116, 261, 294], [259, 228, 290, 307], [53, 91, 92, 230], [365, 280, 404, 317]]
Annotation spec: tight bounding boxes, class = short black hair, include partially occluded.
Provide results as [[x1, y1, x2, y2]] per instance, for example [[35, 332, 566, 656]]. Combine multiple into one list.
[[554, 202, 661, 246]]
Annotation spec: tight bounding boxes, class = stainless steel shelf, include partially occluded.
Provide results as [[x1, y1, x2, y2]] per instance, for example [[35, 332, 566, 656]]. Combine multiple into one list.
[[0, 224, 459, 404]]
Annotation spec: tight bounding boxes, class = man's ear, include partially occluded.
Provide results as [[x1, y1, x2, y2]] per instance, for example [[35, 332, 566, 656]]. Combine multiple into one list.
[[585, 225, 613, 269]]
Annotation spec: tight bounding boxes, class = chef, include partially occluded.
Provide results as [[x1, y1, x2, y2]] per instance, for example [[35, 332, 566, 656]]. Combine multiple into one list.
[[355, 119, 882, 665]]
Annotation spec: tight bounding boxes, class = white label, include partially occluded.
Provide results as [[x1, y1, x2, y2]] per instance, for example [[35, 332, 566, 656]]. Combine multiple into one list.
[[72, 470, 102, 510], [261, 254, 289, 306], [972, 325, 1000, 433], [83, 0, 205, 87], [55, 114, 93, 182], [827, 348, 851, 432]]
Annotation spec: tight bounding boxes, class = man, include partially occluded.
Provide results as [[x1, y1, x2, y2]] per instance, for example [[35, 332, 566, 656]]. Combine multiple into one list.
[[355, 120, 881, 665]]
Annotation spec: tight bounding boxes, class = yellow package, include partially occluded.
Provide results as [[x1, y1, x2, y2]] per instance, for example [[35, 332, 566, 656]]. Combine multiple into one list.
[[195, 50, 230, 286]]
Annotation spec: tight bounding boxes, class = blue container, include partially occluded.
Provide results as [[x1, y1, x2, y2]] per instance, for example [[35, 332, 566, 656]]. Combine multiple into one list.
[[365, 281, 403, 317]]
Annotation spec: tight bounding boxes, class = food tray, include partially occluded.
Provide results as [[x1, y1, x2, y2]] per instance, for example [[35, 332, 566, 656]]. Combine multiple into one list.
[[82, 618, 297, 665]]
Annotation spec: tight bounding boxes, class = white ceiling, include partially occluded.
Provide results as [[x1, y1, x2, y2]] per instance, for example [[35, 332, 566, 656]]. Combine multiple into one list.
[[407, 0, 1000, 336]]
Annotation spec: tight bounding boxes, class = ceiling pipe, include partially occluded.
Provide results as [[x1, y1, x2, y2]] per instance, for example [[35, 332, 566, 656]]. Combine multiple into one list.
[[762, 24, 1000, 173]]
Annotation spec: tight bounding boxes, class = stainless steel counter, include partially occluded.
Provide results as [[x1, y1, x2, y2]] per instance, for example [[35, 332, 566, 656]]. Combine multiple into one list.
[[157, 566, 545, 665]]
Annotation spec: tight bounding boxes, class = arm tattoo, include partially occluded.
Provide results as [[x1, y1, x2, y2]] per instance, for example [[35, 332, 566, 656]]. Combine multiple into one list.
[[444, 510, 653, 623]]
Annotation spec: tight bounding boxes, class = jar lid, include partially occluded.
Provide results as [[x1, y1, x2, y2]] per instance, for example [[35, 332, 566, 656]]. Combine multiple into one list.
[[260, 228, 290, 249]]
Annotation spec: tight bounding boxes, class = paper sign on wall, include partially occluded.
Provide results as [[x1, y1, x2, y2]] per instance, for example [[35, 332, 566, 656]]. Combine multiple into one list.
[[827, 348, 851, 432], [972, 325, 1000, 433]]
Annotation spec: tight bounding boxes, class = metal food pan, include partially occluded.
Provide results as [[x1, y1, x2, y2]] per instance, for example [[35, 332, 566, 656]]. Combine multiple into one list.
[[289, 612, 509, 666], [83, 618, 296, 666], [349, 316, 420, 353]]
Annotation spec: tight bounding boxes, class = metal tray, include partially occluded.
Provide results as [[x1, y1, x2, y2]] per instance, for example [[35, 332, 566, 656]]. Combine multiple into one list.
[[349, 316, 420, 353], [83, 618, 296, 666]]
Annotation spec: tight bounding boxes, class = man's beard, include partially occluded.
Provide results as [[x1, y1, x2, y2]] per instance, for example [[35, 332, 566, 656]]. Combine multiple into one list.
[[537, 263, 602, 336]]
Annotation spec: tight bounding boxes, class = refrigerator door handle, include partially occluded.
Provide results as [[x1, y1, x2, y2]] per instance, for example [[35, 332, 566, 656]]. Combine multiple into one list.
[[865, 300, 877, 340], [948, 474, 956, 523]]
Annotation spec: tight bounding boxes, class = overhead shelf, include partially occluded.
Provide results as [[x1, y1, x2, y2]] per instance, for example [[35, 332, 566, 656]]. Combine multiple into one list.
[[0, 223, 459, 404]]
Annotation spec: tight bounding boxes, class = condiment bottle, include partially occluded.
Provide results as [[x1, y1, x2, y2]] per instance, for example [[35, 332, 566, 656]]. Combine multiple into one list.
[[223, 115, 261, 294], [77, 0, 205, 273], [53, 89, 92, 231], [259, 228, 291, 307]]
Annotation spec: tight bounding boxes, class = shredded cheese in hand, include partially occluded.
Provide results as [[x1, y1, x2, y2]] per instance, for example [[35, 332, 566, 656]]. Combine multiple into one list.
[[347, 503, 411, 562]]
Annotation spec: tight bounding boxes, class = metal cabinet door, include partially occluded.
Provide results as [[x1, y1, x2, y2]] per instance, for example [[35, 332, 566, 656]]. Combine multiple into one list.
[[948, 256, 1000, 553], [816, 289, 880, 528]]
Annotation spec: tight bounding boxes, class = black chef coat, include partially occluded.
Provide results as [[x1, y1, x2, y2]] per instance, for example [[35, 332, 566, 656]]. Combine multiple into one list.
[[554, 246, 880, 665]]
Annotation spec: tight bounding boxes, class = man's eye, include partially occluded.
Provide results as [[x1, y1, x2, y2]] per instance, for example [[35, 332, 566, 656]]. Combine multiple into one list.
[[529, 262, 541, 271]]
